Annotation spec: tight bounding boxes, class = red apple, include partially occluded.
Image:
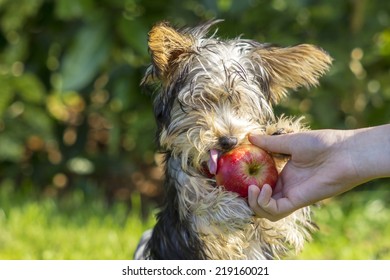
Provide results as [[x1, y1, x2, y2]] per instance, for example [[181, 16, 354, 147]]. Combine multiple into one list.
[[215, 144, 278, 198]]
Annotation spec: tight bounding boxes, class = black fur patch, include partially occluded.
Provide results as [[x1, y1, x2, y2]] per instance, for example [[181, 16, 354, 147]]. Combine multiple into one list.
[[146, 155, 207, 260]]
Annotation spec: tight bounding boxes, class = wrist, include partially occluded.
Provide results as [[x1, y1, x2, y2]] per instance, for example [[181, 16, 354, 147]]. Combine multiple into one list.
[[348, 125, 390, 182]]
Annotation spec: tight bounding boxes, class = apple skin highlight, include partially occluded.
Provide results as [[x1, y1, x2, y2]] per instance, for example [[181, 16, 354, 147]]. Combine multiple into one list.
[[215, 144, 278, 198]]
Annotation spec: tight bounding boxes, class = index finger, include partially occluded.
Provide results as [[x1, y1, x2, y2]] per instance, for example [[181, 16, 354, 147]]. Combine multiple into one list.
[[248, 134, 293, 155]]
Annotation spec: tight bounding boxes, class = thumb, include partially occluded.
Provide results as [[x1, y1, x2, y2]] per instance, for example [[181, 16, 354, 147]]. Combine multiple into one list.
[[248, 133, 293, 155]]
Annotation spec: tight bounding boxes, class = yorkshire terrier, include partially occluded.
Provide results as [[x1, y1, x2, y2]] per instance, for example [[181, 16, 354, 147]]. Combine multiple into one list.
[[134, 20, 332, 260]]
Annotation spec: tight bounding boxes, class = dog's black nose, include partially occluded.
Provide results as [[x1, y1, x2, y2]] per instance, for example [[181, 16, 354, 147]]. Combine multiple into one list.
[[219, 136, 238, 150]]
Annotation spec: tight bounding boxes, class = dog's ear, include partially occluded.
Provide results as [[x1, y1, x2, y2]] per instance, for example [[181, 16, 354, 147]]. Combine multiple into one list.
[[147, 22, 194, 82], [254, 44, 332, 103]]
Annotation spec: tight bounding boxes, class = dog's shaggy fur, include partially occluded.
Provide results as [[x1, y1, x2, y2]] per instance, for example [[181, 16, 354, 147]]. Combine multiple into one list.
[[135, 20, 332, 260]]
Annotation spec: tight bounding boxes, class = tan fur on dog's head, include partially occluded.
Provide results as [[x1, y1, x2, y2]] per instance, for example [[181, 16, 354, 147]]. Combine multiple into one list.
[[253, 44, 332, 103], [143, 20, 332, 174], [147, 22, 194, 82], [144, 20, 332, 104]]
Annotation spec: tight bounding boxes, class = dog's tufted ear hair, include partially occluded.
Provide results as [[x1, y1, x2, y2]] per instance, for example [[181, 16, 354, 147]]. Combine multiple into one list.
[[254, 44, 332, 104], [147, 22, 194, 83]]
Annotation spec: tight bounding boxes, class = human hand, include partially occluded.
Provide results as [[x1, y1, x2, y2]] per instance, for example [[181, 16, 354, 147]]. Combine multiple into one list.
[[247, 129, 361, 221]]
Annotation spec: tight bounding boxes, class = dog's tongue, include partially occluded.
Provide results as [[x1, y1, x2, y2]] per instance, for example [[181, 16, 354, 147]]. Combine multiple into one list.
[[208, 149, 219, 175]]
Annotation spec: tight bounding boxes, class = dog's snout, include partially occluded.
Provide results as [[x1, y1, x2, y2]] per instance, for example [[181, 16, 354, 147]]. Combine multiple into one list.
[[219, 136, 238, 150]]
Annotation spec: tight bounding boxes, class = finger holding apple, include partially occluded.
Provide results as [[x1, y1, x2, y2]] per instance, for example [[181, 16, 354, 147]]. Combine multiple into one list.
[[209, 144, 278, 198]]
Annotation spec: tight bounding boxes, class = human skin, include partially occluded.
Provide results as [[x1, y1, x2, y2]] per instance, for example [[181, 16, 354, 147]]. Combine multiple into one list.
[[247, 124, 390, 221]]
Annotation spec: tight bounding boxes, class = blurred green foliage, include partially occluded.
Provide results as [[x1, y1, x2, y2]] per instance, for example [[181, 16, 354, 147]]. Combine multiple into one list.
[[0, 0, 389, 205]]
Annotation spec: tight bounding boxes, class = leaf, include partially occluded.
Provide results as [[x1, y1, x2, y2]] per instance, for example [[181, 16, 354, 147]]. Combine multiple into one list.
[[378, 29, 390, 57], [21, 105, 54, 138], [0, 134, 24, 162], [59, 20, 110, 92], [54, 0, 95, 20], [117, 18, 148, 56], [0, 75, 15, 116], [13, 73, 46, 104]]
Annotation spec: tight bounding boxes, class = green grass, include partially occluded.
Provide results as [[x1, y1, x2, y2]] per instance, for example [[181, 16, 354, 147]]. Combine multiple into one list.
[[0, 180, 155, 259], [297, 183, 390, 260], [0, 180, 389, 259]]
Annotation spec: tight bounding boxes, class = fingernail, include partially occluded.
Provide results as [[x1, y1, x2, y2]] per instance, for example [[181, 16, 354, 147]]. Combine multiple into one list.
[[248, 134, 258, 144], [248, 185, 259, 194]]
